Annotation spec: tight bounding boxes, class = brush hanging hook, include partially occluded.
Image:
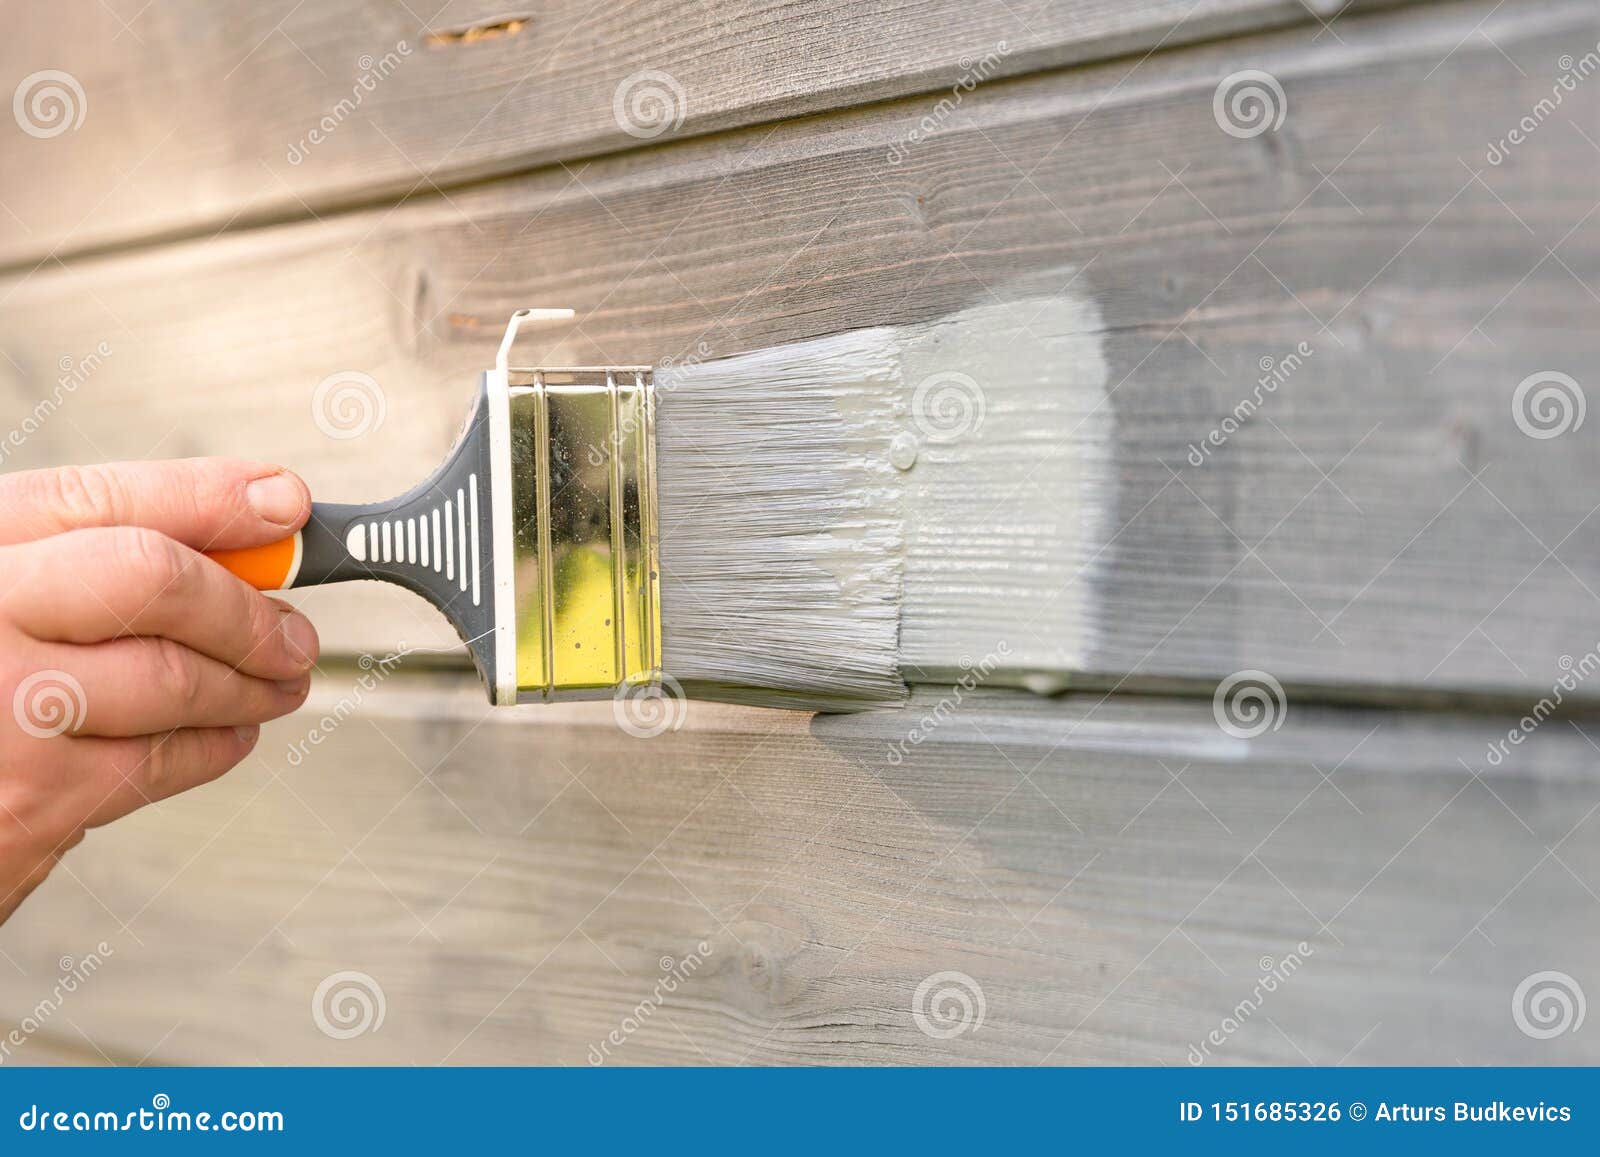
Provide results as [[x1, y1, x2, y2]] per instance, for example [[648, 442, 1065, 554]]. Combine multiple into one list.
[[496, 307, 576, 375]]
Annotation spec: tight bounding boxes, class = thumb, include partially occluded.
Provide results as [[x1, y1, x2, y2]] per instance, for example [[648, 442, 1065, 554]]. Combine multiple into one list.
[[0, 459, 311, 550]]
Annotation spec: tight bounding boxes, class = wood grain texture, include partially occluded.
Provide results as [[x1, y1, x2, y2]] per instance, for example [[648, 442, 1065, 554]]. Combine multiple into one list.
[[2, 0, 1599, 702], [0, 677, 1596, 1065], [0, 0, 1378, 265]]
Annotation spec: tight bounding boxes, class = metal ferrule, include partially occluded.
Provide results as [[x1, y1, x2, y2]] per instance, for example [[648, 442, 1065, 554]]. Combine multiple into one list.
[[487, 313, 661, 702]]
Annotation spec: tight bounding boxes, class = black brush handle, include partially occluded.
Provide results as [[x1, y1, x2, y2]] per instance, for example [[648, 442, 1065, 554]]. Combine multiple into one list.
[[204, 378, 501, 684]]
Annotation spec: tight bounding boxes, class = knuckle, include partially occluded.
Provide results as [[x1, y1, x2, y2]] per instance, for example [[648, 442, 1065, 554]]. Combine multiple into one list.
[[42, 464, 121, 527], [117, 526, 185, 591], [131, 733, 176, 797], [150, 638, 204, 708], [136, 730, 233, 801], [243, 590, 281, 651]]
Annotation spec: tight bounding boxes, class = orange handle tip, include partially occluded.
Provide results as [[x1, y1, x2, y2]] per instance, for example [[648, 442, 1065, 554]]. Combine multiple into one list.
[[206, 532, 302, 591]]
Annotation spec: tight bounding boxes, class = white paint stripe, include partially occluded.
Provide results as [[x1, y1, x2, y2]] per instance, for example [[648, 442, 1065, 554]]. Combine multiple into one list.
[[407, 518, 417, 564], [381, 520, 392, 563], [432, 508, 443, 573], [419, 510, 429, 568], [457, 487, 467, 591], [469, 473, 481, 607], [445, 501, 454, 581], [368, 522, 378, 562]]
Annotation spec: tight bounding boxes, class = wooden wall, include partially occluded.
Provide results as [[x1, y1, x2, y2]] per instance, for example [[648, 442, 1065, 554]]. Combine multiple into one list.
[[2, 0, 1598, 1064]]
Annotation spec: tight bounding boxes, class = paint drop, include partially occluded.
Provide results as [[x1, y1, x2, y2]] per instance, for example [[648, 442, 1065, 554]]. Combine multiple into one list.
[[889, 432, 919, 471], [1022, 672, 1071, 696]]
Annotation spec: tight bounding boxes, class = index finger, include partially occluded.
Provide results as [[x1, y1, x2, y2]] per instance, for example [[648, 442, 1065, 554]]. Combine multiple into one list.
[[0, 459, 310, 550], [2, 527, 319, 681]]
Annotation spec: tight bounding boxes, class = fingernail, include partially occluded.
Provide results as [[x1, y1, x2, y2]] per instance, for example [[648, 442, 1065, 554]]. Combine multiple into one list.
[[245, 472, 305, 527], [275, 675, 311, 696], [280, 611, 319, 669], [234, 724, 260, 745]]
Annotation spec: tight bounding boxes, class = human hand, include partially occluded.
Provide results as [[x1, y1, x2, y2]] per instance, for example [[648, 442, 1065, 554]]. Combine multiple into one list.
[[0, 460, 320, 925]]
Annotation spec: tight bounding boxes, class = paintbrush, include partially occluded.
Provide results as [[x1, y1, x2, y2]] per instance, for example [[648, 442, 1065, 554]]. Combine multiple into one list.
[[207, 309, 905, 711]]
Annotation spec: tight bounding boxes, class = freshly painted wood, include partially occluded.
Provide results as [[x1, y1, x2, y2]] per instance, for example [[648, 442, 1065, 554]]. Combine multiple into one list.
[[0, 678, 1595, 1065], [2, 0, 1598, 702], [0, 0, 1384, 265]]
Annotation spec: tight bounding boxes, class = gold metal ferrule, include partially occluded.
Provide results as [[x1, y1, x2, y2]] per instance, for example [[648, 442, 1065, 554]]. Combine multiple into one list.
[[504, 365, 661, 702]]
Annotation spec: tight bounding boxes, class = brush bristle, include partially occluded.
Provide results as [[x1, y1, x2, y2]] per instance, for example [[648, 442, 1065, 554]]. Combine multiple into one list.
[[655, 329, 906, 709]]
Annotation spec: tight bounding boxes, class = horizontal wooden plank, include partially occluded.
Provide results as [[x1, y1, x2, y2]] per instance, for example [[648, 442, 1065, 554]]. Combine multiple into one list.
[[0, 0, 1373, 265], [0, 677, 1596, 1064], [2, 0, 1599, 701]]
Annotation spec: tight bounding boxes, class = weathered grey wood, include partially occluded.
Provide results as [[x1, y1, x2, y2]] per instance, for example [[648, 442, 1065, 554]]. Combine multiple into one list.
[[0, 0, 1382, 265], [2, 0, 1598, 702], [0, 677, 1595, 1065]]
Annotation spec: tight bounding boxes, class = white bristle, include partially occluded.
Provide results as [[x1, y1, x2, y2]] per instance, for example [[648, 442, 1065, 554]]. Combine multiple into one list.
[[655, 328, 906, 709]]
